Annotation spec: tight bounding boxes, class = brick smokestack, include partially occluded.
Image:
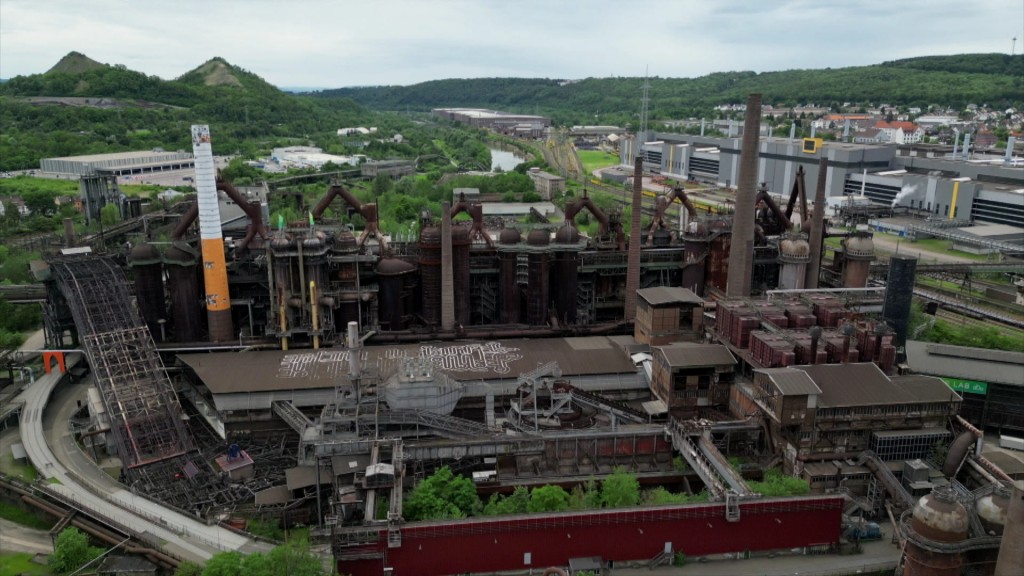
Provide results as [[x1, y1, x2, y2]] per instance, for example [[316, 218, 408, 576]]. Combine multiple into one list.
[[624, 155, 644, 321], [726, 93, 762, 298], [805, 156, 828, 288]]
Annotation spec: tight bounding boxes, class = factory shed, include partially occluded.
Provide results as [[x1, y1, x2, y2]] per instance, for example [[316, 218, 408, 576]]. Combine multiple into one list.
[[178, 336, 642, 412], [904, 340, 1024, 432], [650, 343, 737, 416], [904, 341, 1024, 386], [634, 286, 704, 346], [794, 363, 955, 407]]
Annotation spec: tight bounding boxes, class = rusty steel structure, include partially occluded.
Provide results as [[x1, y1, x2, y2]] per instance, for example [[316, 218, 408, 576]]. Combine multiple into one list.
[[50, 255, 193, 470]]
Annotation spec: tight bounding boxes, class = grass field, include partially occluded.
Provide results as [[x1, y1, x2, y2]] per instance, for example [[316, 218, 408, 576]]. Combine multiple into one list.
[[0, 552, 51, 576], [577, 150, 621, 175], [1, 453, 39, 484], [0, 502, 53, 530]]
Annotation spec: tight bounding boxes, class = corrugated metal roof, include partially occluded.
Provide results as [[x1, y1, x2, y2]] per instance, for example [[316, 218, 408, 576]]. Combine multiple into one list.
[[637, 286, 704, 306], [891, 375, 962, 403], [905, 340, 1024, 387], [795, 363, 908, 407], [796, 366, 960, 407], [180, 336, 638, 395], [657, 343, 736, 368], [757, 368, 822, 396]]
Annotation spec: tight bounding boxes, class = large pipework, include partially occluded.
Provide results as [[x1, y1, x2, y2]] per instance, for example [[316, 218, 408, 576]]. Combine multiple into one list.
[[726, 93, 762, 297], [312, 184, 387, 252], [450, 192, 493, 247], [191, 125, 234, 342], [805, 157, 828, 288], [647, 186, 697, 245], [563, 189, 612, 238]]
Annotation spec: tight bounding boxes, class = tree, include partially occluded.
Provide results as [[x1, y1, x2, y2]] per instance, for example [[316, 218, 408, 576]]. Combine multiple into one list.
[[100, 203, 121, 226], [372, 173, 392, 197], [49, 527, 104, 575], [600, 467, 640, 508], [483, 485, 530, 516], [404, 466, 480, 521], [201, 550, 244, 576], [528, 485, 570, 513], [175, 561, 203, 576]]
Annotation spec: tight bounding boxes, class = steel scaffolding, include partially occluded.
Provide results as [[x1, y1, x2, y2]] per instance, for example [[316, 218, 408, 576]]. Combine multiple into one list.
[[51, 255, 193, 469]]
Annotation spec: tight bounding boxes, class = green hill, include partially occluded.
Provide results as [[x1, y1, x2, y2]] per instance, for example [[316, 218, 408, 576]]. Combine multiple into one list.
[[0, 53, 369, 170], [46, 51, 107, 75], [319, 54, 1024, 123]]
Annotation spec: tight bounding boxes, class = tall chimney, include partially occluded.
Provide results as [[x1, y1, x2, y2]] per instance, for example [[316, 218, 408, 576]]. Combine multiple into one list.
[[440, 200, 455, 331], [952, 129, 960, 160], [63, 217, 75, 246], [1006, 136, 1017, 165], [805, 156, 828, 288], [961, 133, 972, 160], [842, 119, 851, 142], [726, 93, 762, 298], [191, 125, 234, 342], [624, 155, 643, 320]]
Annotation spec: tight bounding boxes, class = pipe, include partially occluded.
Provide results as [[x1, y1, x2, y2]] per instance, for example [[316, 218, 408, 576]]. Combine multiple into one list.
[[170, 202, 198, 240], [216, 178, 269, 252], [755, 184, 793, 232], [312, 185, 387, 251], [450, 192, 493, 247], [279, 291, 289, 351], [21, 495, 179, 569], [310, 280, 319, 350], [647, 186, 697, 245], [563, 189, 611, 237]]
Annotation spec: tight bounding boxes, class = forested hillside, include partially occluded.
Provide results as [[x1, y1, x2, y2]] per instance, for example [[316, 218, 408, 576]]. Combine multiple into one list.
[[0, 53, 369, 170], [320, 54, 1024, 124]]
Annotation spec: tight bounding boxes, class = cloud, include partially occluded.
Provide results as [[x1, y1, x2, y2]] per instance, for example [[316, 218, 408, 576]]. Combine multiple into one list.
[[1, 0, 1020, 87]]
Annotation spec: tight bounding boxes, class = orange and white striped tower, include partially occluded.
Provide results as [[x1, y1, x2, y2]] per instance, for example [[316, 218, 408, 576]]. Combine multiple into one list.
[[191, 125, 234, 341]]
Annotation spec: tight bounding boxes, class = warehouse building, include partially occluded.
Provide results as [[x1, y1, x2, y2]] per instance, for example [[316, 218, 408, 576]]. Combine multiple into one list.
[[41, 150, 194, 177], [620, 134, 1024, 228]]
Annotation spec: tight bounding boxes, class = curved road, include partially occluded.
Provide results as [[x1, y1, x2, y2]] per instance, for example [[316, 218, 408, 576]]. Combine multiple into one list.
[[16, 354, 266, 563]]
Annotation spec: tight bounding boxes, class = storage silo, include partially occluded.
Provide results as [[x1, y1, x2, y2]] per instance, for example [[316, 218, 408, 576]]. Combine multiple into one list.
[[164, 244, 203, 342], [841, 232, 874, 289], [777, 233, 811, 290], [377, 258, 416, 331], [681, 222, 708, 296], [129, 243, 166, 341]]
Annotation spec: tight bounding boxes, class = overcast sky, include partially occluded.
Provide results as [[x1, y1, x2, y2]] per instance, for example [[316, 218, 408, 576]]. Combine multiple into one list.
[[1, 0, 1021, 88]]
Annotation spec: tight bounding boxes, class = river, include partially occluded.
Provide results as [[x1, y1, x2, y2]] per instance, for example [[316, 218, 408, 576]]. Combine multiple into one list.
[[489, 147, 525, 172]]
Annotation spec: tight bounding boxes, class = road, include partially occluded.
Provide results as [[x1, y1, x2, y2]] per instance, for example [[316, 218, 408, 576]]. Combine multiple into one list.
[[611, 539, 900, 576], [863, 231, 984, 265], [14, 356, 266, 563], [0, 517, 53, 555]]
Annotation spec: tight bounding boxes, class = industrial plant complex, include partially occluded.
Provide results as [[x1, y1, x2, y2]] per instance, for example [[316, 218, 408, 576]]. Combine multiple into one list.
[[2, 96, 1023, 576]]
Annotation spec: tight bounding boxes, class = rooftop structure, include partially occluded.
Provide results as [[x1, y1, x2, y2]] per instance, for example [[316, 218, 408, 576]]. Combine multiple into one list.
[[41, 150, 194, 177]]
